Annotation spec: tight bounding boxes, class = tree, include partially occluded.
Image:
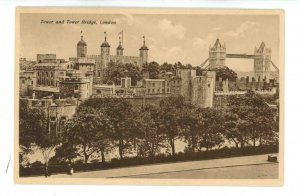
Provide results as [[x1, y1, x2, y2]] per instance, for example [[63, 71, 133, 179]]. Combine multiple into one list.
[[158, 96, 185, 156], [224, 112, 249, 148], [103, 61, 142, 86], [199, 108, 225, 151], [142, 61, 160, 79], [160, 62, 175, 75], [209, 66, 238, 81], [135, 104, 165, 158], [51, 142, 79, 164], [19, 100, 59, 168], [62, 106, 112, 164], [81, 98, 137, 159], [227, 91, 279, 147], [179, 105, 204, 152]]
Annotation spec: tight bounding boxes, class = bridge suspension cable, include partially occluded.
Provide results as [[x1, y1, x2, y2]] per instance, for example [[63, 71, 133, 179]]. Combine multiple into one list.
[[270, 61, 279, 73], [199, 58, 209, 68]]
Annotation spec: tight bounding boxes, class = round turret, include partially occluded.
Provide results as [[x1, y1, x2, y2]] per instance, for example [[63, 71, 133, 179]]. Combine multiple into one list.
[[77, 31, 87, 57]]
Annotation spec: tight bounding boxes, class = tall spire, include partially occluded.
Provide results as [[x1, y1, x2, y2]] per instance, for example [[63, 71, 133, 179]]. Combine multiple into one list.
[[81, 30, 83, 40], [104, 31, 107, 41], [119, 36, 122, 46], [143, 35, 146, 45]]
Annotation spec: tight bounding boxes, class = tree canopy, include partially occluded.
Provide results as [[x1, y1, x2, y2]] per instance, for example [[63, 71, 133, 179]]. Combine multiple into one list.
[[103, 61, 142, 86]]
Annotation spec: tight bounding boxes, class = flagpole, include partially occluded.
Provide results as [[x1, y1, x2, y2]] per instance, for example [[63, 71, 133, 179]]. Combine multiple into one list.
[[122, 30, 123, 46]]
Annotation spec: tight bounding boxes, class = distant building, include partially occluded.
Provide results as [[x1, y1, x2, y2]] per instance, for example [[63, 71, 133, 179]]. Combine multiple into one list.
[[33, 56, 74, 98], [143, 79, 171, 95], [209, 38, 226, 68], [36, 54, 57, 63], [254, 42, 271, 82]]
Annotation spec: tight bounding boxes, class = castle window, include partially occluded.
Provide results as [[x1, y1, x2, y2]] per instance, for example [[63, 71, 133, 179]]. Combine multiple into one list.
[[152, 89, 154, 93], [208, 84, 210, 88], [167, 88, 170, 92], [148, 89, 150, 93], [75, 85, 79, 90]]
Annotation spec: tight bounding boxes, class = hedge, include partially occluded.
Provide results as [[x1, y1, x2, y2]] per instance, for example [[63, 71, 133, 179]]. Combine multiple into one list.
[[20, 145, 278, 177]]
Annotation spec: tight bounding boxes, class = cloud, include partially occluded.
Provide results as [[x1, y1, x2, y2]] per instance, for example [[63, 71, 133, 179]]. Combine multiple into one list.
[[157, 19, 186, 40], [149, 45, 186, 64], [192, 37, 206, 47], [192, 34, 217, 48], [225, 21, 257, 37], [212, 27, 222, 31], [164, 46, 184, 60]]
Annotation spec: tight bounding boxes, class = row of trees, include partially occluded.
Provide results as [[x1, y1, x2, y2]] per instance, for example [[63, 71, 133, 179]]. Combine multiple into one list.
[[19, 92, 278, 166], [102, 61, 238, 86]]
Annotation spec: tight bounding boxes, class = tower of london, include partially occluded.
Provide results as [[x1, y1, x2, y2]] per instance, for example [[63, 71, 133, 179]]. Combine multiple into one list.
[[75, 31, 149, 80]]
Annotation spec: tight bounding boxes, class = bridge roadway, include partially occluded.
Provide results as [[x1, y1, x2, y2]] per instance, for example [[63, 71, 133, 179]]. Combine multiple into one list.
[[42, 154, 278, 179], [226, 53, 255, 59]]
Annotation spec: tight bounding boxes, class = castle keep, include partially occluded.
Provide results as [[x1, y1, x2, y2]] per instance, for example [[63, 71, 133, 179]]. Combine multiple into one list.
[[75, 32, 148, 79]]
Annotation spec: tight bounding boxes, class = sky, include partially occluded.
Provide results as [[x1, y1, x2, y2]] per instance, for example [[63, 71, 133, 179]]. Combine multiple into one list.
[[20, 13, 280, 72]]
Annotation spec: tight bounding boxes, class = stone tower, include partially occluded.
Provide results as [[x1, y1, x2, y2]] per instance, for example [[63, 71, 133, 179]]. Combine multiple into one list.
[[139, 36, 149, 67], [209, 38, 226, 68], [191, 71, 216, 108], [100, 32, 110, 69], [254, 42, 271, 82], [77, 31, 87, 58], [116, 36, 124, 57]]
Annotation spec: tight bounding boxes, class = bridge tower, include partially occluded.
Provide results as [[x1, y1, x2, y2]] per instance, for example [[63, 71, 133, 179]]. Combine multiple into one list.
[[254, 42, 271, 82], [209, 38, 226, 69]]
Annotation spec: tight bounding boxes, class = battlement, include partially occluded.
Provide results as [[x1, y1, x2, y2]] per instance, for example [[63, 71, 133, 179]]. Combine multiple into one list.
[[59, 77, 90, 83]]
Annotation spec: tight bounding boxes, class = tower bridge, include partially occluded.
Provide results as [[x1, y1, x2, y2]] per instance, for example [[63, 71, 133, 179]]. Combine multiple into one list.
[[200, 38, 279, 82]]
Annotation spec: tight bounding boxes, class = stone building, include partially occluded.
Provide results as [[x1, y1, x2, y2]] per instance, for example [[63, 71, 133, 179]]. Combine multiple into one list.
[[191, 71, 216, 108], [36, 54, 57, 63], [20, 98, 77, 138], [59, 70, 93, 101], [209, 38, 226, 69], [33, 55, 74, 98], [254, 42, 271, 82], [176, 69, 196, 101], [19, 70, 36, 97], [174, 69, 216, 108], [143, 79, 171, 95], [71, 32, 149, 81]]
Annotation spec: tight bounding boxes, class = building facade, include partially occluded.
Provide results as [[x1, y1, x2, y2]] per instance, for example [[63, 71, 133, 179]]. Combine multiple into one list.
[[209, 38, 226, 68], [254, 42, 271, 82]]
